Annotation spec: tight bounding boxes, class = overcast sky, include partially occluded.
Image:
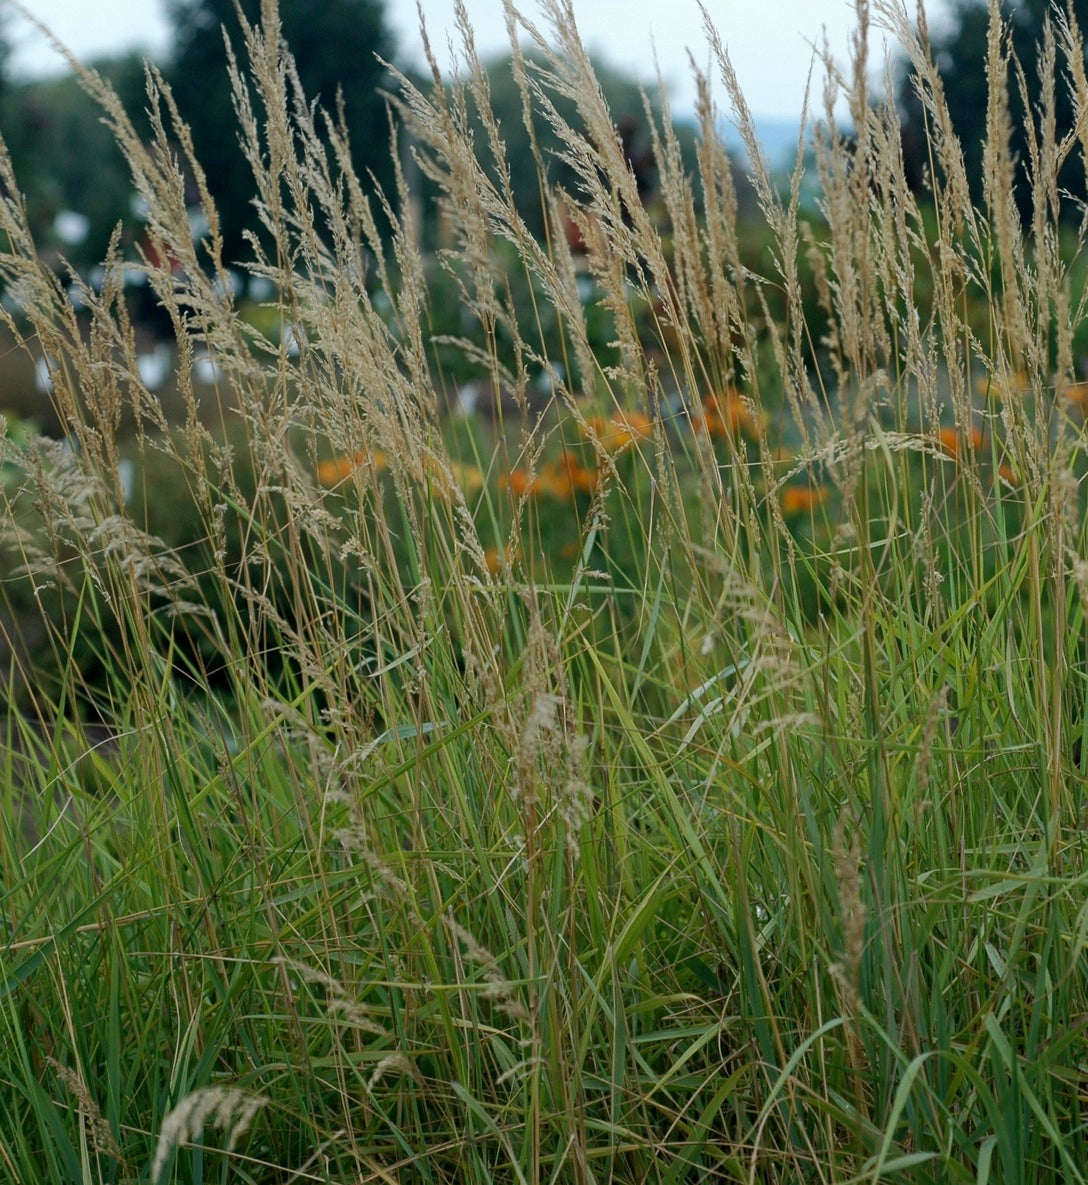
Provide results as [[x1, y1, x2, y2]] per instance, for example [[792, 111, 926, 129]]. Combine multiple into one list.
[[9, 0, 948, 120]]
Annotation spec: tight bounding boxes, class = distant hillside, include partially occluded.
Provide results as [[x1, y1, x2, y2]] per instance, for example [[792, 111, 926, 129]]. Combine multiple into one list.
[[720, 116, 806, 172]]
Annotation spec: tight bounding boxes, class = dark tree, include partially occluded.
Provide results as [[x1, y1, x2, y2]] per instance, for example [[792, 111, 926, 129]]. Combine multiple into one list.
[[897, 0, 1088, 218], [0, 55, 147, 270], [164, 0, 397, 269], [0, 12, 10, 110], [461, 51, 684, 243]]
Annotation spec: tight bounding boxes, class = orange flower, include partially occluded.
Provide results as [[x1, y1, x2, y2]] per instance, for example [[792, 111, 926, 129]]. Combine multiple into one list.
[[317, 449, 387, 486], [317, 456, 356, 486], [937, 426, 984, 459], [975, 369, 1030, 400], [424, 456, 483, 497], [702, 389, 761, 438], [690, 413, 716, 438], [451, 461, 485, 494], [581, 410, 653, 454], [484, 544, 517, 574], [566, 458, 600, 495], [997, 463, 1020, 488], [501, 468, 536, 497], [502, 457, 598, 500], [540, 455, 598, 499], [1061, 382, 1088, 414], [780, 484, 829, 515]]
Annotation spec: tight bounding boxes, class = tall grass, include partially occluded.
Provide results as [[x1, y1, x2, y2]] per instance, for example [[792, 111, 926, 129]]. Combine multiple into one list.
[[2, 0, 1088, 1179]]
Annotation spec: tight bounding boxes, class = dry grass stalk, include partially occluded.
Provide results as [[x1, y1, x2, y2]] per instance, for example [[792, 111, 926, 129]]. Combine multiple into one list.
[[150, 1087, 269, 1183]]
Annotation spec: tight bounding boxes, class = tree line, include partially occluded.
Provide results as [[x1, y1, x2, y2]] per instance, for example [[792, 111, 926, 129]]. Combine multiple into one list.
[[895, 0, 1088, 222], [0, 0, 670, 284], [0, 0, 1080, 286]]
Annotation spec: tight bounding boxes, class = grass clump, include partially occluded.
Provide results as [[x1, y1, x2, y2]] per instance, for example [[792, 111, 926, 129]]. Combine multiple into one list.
[[2, 0, 1088, 1180]]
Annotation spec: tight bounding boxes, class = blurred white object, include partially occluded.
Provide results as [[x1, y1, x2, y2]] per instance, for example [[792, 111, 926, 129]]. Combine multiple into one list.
[[193, 352, 223, 384], [455, 381, 480, 416], [53, 210, 90, 247], [117, 458, 135, 504], [136, 344, 172, 390], [34, 356, 54, 394], [535, 362, 564, 394], [248, 275, 276, 301]]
